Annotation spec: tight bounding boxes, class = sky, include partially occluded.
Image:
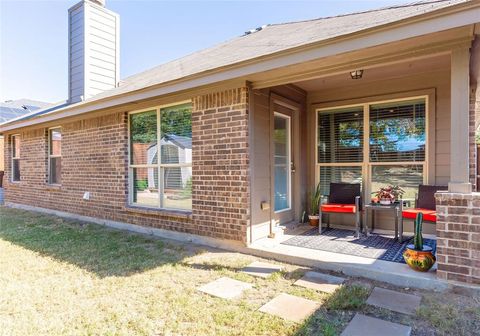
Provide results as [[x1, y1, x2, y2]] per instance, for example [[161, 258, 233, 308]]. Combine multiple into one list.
[[0, 0, 407, 103]]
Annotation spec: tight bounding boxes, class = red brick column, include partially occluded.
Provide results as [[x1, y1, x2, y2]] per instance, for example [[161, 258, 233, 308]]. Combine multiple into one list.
[[436, 192, 480, 284], [191, 87, 250, 242]]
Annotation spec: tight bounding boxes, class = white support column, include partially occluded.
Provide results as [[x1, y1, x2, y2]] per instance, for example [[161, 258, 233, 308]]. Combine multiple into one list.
[[449, 48, 472, 193]]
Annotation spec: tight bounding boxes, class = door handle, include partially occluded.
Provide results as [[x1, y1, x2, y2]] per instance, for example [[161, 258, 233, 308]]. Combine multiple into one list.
[[291, 162, 296, 173]]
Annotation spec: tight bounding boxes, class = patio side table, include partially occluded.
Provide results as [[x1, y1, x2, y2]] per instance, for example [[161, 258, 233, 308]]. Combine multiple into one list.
[[363, 202, 404, 243]]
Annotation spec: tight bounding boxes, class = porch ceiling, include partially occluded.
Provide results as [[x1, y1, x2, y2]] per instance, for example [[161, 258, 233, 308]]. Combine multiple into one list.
[[293, 54, 450, 92], [248, 26, 471, 90]]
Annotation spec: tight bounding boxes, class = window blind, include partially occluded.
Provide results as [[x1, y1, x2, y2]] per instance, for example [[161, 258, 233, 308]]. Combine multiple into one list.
[[318, 107, 363, 163], [319, 166, 363, 196], [369, 99, 425, 162], [371, 165, 423, 200]]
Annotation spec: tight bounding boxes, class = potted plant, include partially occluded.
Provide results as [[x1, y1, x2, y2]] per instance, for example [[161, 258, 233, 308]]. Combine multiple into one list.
[[403, 212, 436, 272], [308, 183, 322, 226], [372, 185, 404, 205]]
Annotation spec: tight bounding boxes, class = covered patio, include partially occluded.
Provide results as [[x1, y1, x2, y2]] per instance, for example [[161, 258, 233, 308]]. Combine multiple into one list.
[[245, 20, 479, 285]]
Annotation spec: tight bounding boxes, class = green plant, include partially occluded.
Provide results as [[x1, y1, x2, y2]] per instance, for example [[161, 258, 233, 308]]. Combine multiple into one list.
[[309, 183, 322, 215], [135, 179, 148, 191], [372, 185, 405, 201], [414, 212, 424, 250]]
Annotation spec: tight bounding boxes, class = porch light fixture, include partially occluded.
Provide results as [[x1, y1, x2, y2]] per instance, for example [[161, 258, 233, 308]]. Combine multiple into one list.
[[350, 69, 364, 79]]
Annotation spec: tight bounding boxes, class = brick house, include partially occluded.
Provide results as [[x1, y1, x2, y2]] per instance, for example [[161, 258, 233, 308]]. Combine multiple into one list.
[[1, 0, 480, 286]]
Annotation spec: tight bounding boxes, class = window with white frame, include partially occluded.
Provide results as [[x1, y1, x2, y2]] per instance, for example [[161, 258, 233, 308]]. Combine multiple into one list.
[[129, 102, 192, 211], [317, 98, 427, 201], [11, 134, 21, 182], [48, 128, 62, 184]]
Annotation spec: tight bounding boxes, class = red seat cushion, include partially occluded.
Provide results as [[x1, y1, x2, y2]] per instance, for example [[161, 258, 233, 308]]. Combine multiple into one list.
[[321, 203, 356, 214], [402, 208, 437, 222]]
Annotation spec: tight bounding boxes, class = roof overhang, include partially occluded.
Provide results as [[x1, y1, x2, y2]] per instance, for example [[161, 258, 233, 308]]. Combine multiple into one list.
[[1, 0, 480, 133]]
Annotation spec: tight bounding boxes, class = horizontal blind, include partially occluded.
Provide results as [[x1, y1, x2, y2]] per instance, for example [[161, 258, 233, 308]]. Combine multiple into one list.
[[319, 166, 363, 196], [369, 99, 426, 162], [371, 165, 423, 200], [318, 107, 363, 163]]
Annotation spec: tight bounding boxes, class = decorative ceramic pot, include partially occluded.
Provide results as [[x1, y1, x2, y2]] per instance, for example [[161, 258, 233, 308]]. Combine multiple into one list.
[[403, 244, 436, 272], [380, 198, 394, 205], [308, 215, 319, 227]]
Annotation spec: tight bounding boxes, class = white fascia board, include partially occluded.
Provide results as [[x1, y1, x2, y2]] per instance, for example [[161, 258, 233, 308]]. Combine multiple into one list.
[[1, 4, 480, 132]]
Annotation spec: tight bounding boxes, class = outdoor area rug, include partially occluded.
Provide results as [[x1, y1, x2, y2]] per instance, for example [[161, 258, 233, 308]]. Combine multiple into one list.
[[281, 228, 436, 263]]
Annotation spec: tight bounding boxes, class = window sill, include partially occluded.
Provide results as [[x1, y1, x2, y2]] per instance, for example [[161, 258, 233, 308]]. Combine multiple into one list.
[[125, 204, 192, 219]]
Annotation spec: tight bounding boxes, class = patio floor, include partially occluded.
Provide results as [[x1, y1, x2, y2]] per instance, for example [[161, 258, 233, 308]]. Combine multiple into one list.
[[281, 227, 436, 263], [247, 224, 443, 291]]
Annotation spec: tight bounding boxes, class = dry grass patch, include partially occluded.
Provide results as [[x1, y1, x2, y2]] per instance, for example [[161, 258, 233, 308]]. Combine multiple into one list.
[[1, 207, 479, 336]]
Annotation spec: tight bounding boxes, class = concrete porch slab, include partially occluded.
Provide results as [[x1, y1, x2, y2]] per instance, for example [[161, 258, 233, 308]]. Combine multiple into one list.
[[294, 271, 345, 293], [241, 261, 283, 278], [341, 313, 411, 336], [197, 277, 253, 299], [258, 293, 320, 323], [367, 287, 421, 315], [247, 237, 447, 291]]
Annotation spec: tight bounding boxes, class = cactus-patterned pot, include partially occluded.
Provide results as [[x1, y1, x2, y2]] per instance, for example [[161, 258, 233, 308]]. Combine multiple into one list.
[[403, 244, 436, 272]]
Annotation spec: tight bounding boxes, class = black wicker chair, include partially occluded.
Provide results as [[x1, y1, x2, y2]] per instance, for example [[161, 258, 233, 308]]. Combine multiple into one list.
[[402, 184, 447, 223], [319, 182, 362, 237]]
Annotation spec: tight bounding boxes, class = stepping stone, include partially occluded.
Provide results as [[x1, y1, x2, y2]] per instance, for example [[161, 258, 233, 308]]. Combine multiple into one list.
[[294, 271, 345, 293], [366, 287, 421, 315], [197, 277, 253, 299], [341, 313, 411, 336], [258, 293, 320, 323], [241, 261, 283, 278]]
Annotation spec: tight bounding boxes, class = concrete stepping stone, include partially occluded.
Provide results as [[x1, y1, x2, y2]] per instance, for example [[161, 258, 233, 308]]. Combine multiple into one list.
[[341, 313, 411, 336], [366, 287, 421, 315], [294, 271, 345, 293], [241, 261, 283, 278], [197, 277, 253, 299], [258, 293, 320, 323]]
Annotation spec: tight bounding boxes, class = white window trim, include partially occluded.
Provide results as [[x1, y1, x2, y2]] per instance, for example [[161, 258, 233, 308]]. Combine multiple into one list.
[[48, 127, 62, 185], [11, 134, 21, 182], [315, 95, 429, 199], [127, 101, 192, 211]]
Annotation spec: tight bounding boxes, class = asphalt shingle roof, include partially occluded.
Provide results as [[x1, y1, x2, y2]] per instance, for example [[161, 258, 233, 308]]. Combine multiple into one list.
[[0, 0, 472, 127], [0, 99, 52, 123], [89, 0, 467, 102]]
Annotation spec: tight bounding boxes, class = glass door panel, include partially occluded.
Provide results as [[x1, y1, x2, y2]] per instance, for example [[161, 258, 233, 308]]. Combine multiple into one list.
[[274, 113, 291, 212]]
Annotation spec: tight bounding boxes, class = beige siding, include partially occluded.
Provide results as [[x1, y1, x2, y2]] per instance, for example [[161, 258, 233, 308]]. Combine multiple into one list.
[[250, 85, 307, 242], [306, 69, 451, 234], [68, 1, 119, 103], [250, 89, 271, 241]]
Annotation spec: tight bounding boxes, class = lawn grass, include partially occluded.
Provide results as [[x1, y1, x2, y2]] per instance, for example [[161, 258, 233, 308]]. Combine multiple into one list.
[[1, 207, 479, 336]]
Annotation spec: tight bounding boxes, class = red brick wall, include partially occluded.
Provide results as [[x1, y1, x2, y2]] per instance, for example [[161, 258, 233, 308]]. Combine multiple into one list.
[[3, 86, 251, 242], [436, 192, 480, 285], [191, 87, 250, 242]]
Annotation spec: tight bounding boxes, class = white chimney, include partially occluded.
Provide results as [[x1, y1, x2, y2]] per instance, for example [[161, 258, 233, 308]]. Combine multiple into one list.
[[68, 0, 119, 104]]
